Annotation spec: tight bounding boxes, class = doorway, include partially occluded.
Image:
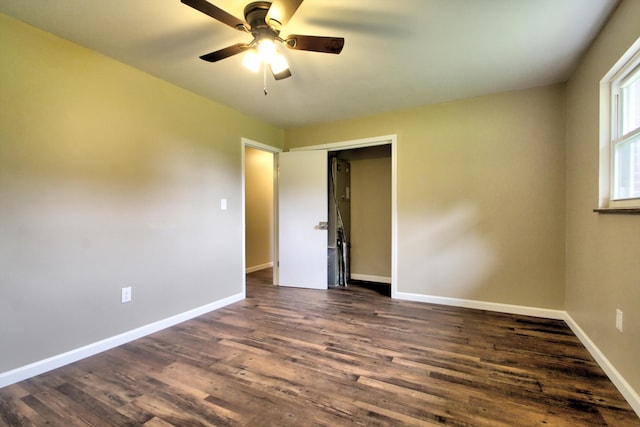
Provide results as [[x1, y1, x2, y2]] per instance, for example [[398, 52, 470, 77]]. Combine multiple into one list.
[[242, 138, 281, 294], [243, 134, 397, 297], [329, 145, 392, 294], [280, 134, 397, 296]]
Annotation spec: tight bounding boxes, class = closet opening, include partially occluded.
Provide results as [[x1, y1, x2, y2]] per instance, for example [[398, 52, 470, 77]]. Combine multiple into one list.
[[327, 144, 391, 296]]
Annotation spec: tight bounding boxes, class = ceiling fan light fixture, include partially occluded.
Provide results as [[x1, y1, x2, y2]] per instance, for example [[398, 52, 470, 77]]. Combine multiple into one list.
[[257, 38, 277, 63], [269, 53, 289, 75], [242, 49, 261, 72]]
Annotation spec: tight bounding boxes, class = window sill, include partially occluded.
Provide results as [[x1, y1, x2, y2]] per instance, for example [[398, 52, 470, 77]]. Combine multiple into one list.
[[593, 208, 640, 215]]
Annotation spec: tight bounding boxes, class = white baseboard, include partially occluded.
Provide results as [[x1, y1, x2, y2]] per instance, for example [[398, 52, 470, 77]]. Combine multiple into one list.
[[394, 291, 565, 319], [563, 313, 640, 417], [0, 292, 244, 389], [350, 274, 392, 284], [246, 262, 273, 274]]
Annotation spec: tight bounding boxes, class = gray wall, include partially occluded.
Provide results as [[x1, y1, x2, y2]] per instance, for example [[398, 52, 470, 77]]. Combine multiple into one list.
[[565, 0, 640, 394], [0, 14, 283, 372]]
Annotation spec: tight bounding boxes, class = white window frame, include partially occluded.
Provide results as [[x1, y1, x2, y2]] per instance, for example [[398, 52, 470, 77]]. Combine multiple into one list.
[[600, 37, 640, 209]]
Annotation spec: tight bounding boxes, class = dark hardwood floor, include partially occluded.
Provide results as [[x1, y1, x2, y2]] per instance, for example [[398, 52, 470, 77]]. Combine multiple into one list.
[[1, 269, 638, 426]]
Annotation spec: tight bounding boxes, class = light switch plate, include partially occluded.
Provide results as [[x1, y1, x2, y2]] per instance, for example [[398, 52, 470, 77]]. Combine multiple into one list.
[[616, 309, 623, 332], [121, 286, 132, 303]]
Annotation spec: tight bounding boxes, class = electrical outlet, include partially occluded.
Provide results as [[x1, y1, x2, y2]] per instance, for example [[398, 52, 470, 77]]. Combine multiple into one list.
[[121, 286, 132, 304], [616, 309, 623, 332]]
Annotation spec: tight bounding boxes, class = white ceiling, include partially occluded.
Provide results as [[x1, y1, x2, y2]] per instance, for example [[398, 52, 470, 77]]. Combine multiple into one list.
[[0, 0, 619, 128]]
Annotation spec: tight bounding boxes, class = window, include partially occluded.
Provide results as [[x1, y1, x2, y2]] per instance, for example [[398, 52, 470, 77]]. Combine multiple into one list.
[[612, 62, 640, 201], [600, 37, 640, 209]]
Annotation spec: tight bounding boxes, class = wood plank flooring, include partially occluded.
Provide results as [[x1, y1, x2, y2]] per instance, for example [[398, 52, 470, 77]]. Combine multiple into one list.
[[1, 269, 638, 426]]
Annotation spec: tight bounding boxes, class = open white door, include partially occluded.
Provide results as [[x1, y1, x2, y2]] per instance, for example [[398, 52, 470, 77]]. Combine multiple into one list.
[[277, 150, 327, 289]]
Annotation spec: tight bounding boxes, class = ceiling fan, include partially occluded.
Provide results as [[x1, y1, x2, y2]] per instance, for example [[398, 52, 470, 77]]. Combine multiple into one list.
[[181, 0, 345, 82]]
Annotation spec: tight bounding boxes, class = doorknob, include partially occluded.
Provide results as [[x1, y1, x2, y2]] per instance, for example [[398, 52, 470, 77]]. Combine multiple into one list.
[[316, 221, 329, 230]]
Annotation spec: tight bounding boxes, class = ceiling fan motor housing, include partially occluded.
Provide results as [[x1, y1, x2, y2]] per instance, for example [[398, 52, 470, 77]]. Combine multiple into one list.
[[244, 1, 280, 36]]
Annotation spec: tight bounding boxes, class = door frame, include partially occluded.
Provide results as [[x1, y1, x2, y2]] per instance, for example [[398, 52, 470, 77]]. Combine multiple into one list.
[[242, 134, 397, 298], [241, 138, 282, 296], [289, 135, 398, 298]]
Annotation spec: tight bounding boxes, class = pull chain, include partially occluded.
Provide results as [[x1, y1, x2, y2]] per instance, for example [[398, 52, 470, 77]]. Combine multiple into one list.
[[263, 65, 268, 96]]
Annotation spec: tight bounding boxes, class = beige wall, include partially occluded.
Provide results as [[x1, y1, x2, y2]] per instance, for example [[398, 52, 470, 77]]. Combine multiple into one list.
[[0, 14, 283, 372], [286, 84, 566, 309], [565, 0, 640, 394], [341, 146, 392, 279], [244, 147, 274, 270]]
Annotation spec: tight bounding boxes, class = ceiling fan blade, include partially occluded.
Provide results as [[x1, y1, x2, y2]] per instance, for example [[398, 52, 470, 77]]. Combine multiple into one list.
[[285, 35, 344, 54], [181, 0, 247, 31], [266, 0, 304, 26], [270, 64, 292, 81], [199, 43, 251, 62]]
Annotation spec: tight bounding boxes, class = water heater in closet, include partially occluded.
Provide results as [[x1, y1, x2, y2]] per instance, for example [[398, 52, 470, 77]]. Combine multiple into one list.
[[328, 156, 350, 287]]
